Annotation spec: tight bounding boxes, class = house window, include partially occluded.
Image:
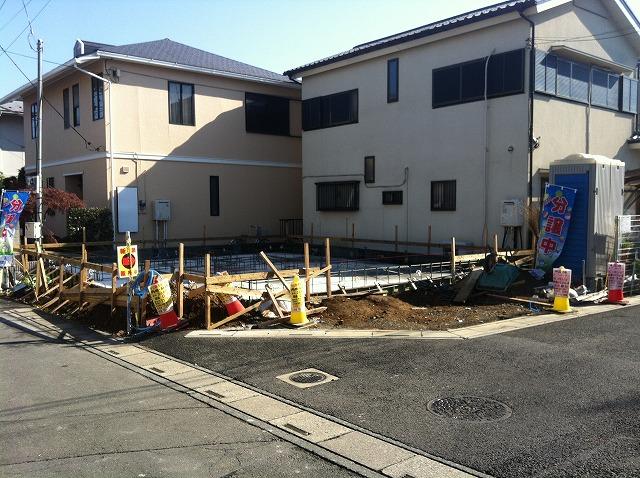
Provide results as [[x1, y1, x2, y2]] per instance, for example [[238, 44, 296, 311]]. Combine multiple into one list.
[[621, 77, 639, 114], [364, 156, 375, 184], [432, 49, 524, 108], [45, 177, 55, 188], [209, 176, 219, 216], [245, 92, 290, 136], [30, 103, 37, 139], [92, 77, 104, 120], [64, 173, 83, 200], [72, 83, 80, 126], [387, 58, 399, 103], [63, 88, 70, 129], [316, 181, 359, 211], [168, 81, 195, 125], [302, 89, 358, 131], [431, 180, 456, 211], [382, 190, 403, 205]]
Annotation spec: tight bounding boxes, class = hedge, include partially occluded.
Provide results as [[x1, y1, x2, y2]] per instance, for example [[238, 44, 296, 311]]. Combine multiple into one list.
[[67, 208, 113, 242]]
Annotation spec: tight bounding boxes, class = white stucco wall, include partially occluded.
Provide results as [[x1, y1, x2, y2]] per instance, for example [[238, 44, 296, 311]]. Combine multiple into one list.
[[299, 1, 640, 248]]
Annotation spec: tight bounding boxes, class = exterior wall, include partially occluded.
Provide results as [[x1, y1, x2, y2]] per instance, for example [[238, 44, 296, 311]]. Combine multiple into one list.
[[0, 114, 24, 177], [532, 0, 640, 192], [299, 1, 640, 247], [301, 18, 531, 246], [23, 64, 107, 170], [22, 59, 302, 241], [114, 158, 301, 242], [37, 158, 109, 237]]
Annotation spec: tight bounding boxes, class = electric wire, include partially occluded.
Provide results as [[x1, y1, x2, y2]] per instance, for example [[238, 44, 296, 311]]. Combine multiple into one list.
[[0, 43, 100, 151], [21, 0, 37, 51], [0, 0, 33, 32], [0, 0, 51, 54]]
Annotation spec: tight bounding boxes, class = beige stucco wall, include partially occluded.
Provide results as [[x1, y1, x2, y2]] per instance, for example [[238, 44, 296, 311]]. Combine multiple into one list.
[[301, 17, 531, 247], [0, 114, 25, 177], [299, 1, 640, 248], [23, 64, 107, 170], [114, 158, 301, 242], [22, 59, 302, 241]]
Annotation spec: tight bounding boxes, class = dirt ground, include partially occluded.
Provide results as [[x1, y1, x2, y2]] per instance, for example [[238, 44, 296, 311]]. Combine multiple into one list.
[[315, 291, 533, 331]]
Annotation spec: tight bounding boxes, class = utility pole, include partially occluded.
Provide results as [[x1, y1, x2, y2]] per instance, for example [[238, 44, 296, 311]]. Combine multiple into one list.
[[36, 38, 43, 245]]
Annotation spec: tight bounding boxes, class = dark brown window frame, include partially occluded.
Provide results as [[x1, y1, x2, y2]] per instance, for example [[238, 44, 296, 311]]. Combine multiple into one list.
[[431, 180, 456, 211], [387, 58, 399, 103]]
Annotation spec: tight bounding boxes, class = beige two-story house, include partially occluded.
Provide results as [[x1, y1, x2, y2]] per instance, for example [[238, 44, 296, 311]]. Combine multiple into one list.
[[285, 0, 640, 249], [0, 39, 302, 242]]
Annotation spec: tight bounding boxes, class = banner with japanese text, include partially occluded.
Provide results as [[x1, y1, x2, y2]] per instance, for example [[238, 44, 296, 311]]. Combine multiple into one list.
[[534, 184, 577, 273], [0, 191, 31, 267]]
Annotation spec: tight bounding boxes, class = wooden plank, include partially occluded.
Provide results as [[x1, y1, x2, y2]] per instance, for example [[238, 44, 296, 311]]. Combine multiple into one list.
[[51, 299, 70, 313], [325, 238, 332, 299], [450, 237, 456, 280], [209, 291, 278, 330], [485, 293, 551, 308], [204, 254, 211, 329], [205, 268, 318, 285], [304, 242, 311, 302], [207, 285, 264, 299], [110, 263, 117, 318], [177, 243, 184, 318], [184, 272, 205, 282], [259, 251, 291, 292], [453, 269, 483, 304], [266, 287, 284, 319]]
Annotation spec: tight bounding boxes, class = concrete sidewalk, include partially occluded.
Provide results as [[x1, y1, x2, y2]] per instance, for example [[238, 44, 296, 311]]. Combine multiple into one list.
[[0, 304, 359, 477]]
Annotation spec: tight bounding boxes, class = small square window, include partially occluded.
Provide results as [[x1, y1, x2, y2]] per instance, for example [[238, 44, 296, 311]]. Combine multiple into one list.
[[382, 190, 403, 205], [45, 177, 55, 188], [431, 180, 456, 211], [364, 156, 375, 184]]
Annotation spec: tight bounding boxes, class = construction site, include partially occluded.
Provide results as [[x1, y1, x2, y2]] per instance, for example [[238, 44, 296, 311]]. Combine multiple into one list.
[[3, 210, 638, 339]]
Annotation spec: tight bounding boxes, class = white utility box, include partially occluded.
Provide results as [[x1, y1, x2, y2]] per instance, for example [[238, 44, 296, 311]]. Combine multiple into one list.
[[500, 199, 524, 226], [25, 222, 42, 239], [153, 200, 171, 221]]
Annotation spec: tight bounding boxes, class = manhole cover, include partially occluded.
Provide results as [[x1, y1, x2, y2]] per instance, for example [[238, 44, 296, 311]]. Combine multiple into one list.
[[427, 396, 512, 422], [289, 371, 328, 384]]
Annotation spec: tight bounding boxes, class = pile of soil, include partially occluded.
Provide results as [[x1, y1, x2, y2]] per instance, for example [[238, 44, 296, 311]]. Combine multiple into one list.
[[317, 291, 531, 331]]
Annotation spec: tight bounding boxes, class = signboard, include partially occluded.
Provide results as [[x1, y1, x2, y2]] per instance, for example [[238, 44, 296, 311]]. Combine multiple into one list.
[[607, 262, 625, 291], [619, 215, 632, 234], [0, 190, 30, 267], [534, 184, 577, 273], [117, 244, 138, 278], [149, 278, 173, 314], [553, 267, 571, 298]]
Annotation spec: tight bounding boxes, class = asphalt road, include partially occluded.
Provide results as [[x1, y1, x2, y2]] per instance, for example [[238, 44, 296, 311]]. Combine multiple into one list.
[[145, 305, 640, 478], [0, 306, 359, 477]]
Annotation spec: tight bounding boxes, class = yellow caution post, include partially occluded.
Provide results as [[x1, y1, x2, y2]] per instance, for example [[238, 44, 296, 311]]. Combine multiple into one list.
[[289, 274, 309, 325], [552, 266, 572, 313]]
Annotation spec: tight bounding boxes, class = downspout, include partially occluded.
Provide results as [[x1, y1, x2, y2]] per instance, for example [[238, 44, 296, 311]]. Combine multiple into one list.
[[520, 11, 535, 249], [483, 49, 496, 247], [519, 11, 535, 209]]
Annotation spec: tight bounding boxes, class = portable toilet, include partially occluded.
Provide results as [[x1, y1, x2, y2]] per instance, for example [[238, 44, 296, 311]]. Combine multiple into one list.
[[549, 154, 625, 286]]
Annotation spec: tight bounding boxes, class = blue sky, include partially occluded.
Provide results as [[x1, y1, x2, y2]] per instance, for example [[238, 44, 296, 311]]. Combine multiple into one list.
[[1, 0, 640, 98]]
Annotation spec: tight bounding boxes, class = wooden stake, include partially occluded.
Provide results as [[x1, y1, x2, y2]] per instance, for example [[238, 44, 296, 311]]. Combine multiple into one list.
[[259, 251, 291, 292], [450, 237, 457, 281], [141, 259, 150, 325], [351, 223, 355, 250], [394, 225, 399, 253], [22, 236, 28, 272], [82, 226, 87, 245], [204, 253, 211, 329], [111, 262, 117, 318], [203, 225, 206, 246], [427, 224, 432, 255], [266, 286, 284, 319], [79, 245, 87, 310], [177, 243, 184, 319], [304, 242, 311, 302], [325, 237, 332, 298], [493, 233, 499, 254], [310, 223, 314, 247]]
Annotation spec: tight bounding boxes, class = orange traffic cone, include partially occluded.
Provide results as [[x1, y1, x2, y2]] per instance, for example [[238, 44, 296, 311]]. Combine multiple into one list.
[[223, 295, 244, 316]]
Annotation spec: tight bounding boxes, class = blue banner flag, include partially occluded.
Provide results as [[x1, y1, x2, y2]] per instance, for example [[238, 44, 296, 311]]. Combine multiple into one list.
[[0, 190, 31, 267], [534, 184, 577, 273]]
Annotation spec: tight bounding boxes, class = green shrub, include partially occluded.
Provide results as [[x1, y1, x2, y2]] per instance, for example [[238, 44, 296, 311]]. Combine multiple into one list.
[[67, 208, 113, 242]]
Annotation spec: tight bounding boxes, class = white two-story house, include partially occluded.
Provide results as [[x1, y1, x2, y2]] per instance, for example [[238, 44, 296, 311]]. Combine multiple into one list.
[[285, 0, 640, 248]]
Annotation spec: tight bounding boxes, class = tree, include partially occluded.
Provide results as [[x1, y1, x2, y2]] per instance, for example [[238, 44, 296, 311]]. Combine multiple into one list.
[[21, 187, 85, 224]]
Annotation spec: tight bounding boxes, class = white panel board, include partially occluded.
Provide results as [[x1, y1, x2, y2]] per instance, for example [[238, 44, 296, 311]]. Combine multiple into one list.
[[117, 187, 139, 233]]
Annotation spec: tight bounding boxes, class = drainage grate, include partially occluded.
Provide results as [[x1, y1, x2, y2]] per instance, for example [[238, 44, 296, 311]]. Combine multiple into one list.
[[427, 396, 512, 422], [289, 371, 327, 384]]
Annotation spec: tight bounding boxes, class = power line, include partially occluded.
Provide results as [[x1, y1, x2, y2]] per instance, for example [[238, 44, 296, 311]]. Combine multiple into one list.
[[0, 0, 34, 32], [0, 0, 51, 54], [21, 0, 38, 51], [0, 0, 8, 13], [0, 43, 101, 152]]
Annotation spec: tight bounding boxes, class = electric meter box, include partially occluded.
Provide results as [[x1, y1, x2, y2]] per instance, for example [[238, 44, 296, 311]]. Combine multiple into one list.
[[500, 199, 524, 227], [153, 200, 171, 221], [25, 222, 42, 239]]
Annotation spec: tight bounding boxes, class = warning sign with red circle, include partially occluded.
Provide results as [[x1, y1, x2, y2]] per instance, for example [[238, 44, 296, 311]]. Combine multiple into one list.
[[117, 244, 139, 278]]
